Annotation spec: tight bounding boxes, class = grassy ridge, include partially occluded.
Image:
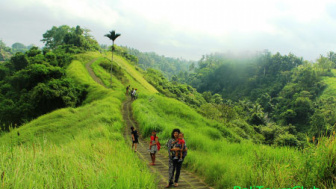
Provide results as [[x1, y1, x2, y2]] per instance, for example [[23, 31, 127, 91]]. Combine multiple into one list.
[[132, 94, 336, 188], [0, 53, 156, 188], [111, 54, 158, 94], [83, 53, 336, 188], [320, 69, 336, 100]]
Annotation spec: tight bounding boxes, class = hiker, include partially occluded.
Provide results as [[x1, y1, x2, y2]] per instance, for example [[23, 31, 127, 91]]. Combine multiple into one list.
[[166, 128, 187, 188], [131, 126, 139, 152], [170, 132, 185, 162], [132, 89, 137, 100], [130, 88, 134, 99], [148, 130, 159, 165], [126, 85, 130, 95]]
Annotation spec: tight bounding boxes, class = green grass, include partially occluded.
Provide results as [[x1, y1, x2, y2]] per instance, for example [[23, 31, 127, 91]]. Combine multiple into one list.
[[98, 53, 335, 188], [106, 53, 158, 94], [2, 51, 335, 188], [320, 69, 336, 100], [67, 54, 336, 188], [0, 53, 157, 188], [132, 94, 336, 188]]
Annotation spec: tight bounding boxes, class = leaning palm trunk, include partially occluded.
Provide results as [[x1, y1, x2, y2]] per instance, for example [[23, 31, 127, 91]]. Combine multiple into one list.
[[110, 41, 114, 85]]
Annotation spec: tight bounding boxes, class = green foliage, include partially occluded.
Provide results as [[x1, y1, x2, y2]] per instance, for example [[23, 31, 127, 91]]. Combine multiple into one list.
[[98, 57, 127, 82], [0, 45, 86, 129], [10, 52, 30, 71], [133, 94, 242, 143], [132, 91, 336, 188], [30, 78, 87, 115], [274, 133, 299, 146], [12, 42, 28, 53], [188, 52, 304, 101], [104, 30, 121, 42], [0, 40, 13, 61], [144, 68, 206, 108], [317, 55, 335, 74], [42, 25, 71, 49], [176, 51, 336, 141], [126, 47, 194, 79], [200, 103, 221, 120], [41, 25, 100, 51], [113, 46, 138, 64], [0, 56, 156, 188]]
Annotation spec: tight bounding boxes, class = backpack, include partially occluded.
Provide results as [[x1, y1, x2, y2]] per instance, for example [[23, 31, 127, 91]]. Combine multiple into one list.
[[157, 140, 161, 151]]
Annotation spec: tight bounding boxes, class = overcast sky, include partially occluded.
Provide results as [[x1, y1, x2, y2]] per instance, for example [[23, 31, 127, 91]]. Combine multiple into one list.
[[1, 0, 336, 61]]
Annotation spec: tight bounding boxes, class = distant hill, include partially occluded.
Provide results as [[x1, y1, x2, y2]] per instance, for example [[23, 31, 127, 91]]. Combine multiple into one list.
[[0, 40, 12, 61]]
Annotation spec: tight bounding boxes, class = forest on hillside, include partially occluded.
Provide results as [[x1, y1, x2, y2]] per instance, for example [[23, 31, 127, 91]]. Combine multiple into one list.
[[2, 24, 336, 188], [2, 24, 336, 148], [126, 47, 194, 79], [123, 48, 336, 147], [0, 25, 101, 130], [0, 40, 39, 61]]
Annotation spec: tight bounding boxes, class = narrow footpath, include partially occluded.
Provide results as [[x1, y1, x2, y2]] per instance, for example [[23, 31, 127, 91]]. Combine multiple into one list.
[[86, 59, 211, 189]]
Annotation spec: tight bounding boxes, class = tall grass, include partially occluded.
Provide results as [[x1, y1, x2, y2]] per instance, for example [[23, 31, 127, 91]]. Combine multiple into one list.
[[107, 53, 158, 94], [132, 94, 336, 188], [0, 53, 156, 188], [85, 53, 336, 188], [320, 69, 336, 100]]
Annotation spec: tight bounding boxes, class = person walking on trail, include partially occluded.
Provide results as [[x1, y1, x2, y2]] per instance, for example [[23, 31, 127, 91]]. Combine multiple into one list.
[[130, 88, 134, 96], [148, 130, 159, 166], [126, 85, 130, 95], [131, 126, 139, 152], [130, 88, 135, 100], [132, 89, 137, 100], [166, 128, 187, 188]]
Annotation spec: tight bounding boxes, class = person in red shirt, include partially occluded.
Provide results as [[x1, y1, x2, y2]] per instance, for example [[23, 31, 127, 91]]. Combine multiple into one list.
[[148, 130, 159, 165]]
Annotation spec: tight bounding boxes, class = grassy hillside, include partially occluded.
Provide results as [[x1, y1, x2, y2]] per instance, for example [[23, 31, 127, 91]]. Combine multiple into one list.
[[92, 52, 336, 188], [0, 53, 156, 188], [320, 69, 336, 100], [131, 93, 336, 188], [91, 51, 336, 188], [2, 50, 336, 188], [112, 54, 158, 94]]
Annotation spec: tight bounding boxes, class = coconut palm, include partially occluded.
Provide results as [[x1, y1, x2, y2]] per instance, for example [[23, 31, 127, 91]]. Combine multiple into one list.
[[104, 30, 121, 85]]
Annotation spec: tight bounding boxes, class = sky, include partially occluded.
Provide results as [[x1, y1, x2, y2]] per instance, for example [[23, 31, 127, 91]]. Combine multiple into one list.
[[1, 0, 336, 61]]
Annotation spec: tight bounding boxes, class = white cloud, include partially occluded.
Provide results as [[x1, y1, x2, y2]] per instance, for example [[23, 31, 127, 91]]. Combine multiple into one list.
[[1, 0, 336, 60]]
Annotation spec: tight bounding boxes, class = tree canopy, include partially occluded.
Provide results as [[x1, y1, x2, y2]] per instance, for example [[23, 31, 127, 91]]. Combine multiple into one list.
[[41, 25, 100, 51]]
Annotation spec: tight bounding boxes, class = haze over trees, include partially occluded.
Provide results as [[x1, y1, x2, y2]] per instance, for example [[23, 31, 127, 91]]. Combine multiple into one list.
[[0, 40, 37, 61], [0, 40, 12, 61], [126, 47, 194, 79], [2, 24, 336, 188], [127, 49, 336, 147]]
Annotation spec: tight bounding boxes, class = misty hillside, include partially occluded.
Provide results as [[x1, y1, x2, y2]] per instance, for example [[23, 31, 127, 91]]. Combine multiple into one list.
[[1, 25, 336, 188]]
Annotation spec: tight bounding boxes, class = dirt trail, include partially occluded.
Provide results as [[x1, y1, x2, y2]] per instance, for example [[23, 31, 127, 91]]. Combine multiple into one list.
[[86, 58, 105, 87], [86, 59, 211, 189]]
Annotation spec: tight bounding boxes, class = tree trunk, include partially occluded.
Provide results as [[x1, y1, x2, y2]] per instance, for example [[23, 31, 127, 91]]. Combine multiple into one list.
[[110, 41, 114, 86]]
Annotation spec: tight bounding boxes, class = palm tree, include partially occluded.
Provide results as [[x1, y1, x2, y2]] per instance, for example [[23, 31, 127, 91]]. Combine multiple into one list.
[[104, 30, 121, 85]]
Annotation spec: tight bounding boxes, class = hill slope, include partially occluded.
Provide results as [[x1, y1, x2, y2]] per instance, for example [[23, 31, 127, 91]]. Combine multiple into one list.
[[109, 52, 336, 188], [1, 51, 336, 188], [320, 69, 336, 100], [0, 53, 156, 188]]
